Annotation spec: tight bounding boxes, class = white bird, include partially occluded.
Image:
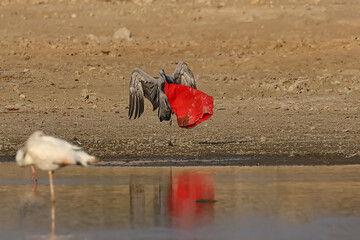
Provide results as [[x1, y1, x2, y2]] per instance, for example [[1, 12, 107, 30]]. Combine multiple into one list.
[[16, 131, 99, 203]]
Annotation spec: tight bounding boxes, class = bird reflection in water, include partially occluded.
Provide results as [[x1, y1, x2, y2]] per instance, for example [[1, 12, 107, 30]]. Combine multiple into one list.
[[128, 170, 215, 230], [167, 171, 215, 230], [18, 182, 55, 240], [50, 201, 55, 240]]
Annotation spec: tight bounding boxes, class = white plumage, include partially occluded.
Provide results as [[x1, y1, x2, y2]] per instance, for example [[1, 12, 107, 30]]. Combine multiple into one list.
[[16, 131, 98, 171], [16, 131, 99, 203]]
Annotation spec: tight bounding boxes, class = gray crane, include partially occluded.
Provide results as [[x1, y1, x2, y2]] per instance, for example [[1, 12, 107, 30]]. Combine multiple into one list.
[[128, 61, 197, 145]]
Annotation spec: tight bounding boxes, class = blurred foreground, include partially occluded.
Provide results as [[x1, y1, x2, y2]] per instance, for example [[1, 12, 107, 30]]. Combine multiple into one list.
[[0, 0, 360, 159], [0, 163, 359, 239]]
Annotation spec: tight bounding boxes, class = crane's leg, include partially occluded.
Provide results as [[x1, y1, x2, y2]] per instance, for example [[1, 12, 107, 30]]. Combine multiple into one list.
[[31, 165, 38, 182], [168, 116, 173, 146]]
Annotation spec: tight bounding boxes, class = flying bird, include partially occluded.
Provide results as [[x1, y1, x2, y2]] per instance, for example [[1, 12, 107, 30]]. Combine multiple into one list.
[[128, 61, 199, 145], [16, 131, 99, 203], [129, 61, 196, 120]]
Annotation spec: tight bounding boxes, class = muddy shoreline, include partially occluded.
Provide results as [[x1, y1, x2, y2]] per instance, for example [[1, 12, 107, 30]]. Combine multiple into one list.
[[2, 154, 360, 167], [1, 0, 360, 162], [96, 155, 360, 167]]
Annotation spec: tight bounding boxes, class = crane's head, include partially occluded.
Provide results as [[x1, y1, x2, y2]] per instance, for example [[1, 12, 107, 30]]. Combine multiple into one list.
[[159, 69, 166, 80], [159, 69, 174, 84]]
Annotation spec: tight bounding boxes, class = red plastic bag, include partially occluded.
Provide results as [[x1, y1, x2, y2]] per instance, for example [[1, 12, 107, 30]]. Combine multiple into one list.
[[164, 82, 213, 129]]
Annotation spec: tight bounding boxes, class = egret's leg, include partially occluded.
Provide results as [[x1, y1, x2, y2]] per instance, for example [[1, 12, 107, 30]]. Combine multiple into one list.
[[168, 117, 173, 146], [31, 166, 38, 193], [31, 165, 38, 182], [48, 170, 56, 238], [48, 171, 55, 204]]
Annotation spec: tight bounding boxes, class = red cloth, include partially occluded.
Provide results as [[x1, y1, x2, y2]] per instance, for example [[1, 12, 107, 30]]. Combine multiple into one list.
[[164, 82, 213, 129]]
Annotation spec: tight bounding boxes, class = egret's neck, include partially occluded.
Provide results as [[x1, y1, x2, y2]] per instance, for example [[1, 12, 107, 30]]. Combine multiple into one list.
[[15, 147, 32, 166]]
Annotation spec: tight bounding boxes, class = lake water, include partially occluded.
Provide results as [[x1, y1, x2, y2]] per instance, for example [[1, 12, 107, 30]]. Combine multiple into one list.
[[0, 162, 359, 240]]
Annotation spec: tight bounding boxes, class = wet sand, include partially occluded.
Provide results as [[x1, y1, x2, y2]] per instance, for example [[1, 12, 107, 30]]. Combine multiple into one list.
[[0, 163, 360, 239], [0, 0, 360, 161]]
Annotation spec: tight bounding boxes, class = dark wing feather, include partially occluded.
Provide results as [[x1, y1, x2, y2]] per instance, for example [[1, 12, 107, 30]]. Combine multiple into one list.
[[128, 68, 159, 119], [172, 61, 197, 89]]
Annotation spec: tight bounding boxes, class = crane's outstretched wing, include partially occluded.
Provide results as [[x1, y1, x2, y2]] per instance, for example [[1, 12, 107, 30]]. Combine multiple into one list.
[[129, 68, 159, 119], [172, 61, 197, 89]]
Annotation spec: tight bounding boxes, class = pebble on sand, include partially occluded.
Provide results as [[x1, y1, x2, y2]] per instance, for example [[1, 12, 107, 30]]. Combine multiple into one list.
[[113, 27, 132, 41]]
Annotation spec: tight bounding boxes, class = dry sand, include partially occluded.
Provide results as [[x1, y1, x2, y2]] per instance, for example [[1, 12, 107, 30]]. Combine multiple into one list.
[[0, 0, 359, 163]]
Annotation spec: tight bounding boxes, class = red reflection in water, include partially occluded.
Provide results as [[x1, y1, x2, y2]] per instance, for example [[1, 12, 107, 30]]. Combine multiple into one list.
[[167, 172, 215, 229]]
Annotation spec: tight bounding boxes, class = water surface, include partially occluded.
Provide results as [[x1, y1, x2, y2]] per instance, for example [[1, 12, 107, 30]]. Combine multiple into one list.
[[0, 162, 359, 239]]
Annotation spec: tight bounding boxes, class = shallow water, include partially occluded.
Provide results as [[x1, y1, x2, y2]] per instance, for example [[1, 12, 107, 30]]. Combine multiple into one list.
[[0, 162, 360, 240]]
